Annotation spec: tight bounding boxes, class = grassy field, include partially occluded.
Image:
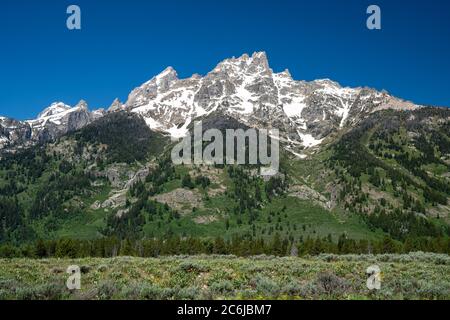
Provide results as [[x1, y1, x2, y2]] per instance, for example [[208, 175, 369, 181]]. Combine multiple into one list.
[[0, 252, 448, 300]]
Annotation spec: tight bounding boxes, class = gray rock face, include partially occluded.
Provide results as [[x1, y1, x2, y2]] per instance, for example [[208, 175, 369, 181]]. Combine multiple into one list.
[[29, 100, 94, 143], [67, 101, 92, 132], [0, 117, 32, 149]]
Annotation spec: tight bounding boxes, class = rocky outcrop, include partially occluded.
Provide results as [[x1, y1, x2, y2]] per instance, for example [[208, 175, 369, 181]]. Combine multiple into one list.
[[289, 184, 332, 210], [107, 98, 125, 113], [0, 117, 32, 149]]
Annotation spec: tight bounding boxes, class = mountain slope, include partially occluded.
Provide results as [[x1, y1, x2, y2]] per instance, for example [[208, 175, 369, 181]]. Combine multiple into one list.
[[0, 108, 448, 246]]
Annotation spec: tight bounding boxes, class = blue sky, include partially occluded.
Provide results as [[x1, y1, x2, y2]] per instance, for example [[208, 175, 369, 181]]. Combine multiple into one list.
[[0, 0, 449, 120]]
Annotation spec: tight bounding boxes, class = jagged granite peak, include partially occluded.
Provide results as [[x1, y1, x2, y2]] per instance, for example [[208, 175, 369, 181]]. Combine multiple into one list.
[[126, 66, 179, 110], [212, 51, 271, 75], [108, 98, 125, 113], [26, 101, 90, 142], [74, 99, 89, 111], [67, 100, 92, 132]]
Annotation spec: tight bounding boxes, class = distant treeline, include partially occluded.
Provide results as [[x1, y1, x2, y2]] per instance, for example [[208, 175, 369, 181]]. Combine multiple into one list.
[[0, 233, 449, 259]]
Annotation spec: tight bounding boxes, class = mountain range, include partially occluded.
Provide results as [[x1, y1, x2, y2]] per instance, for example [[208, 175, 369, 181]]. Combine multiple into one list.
[[1, 52, 419, 155], [0, 52, 448, 246]]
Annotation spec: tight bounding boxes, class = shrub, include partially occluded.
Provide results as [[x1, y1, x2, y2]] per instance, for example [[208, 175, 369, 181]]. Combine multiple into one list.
[[178, 261, 210, 273], [176, 286, 202, 300], [315, 272, 350, 296], [281, 281, 303, 296], [138, 285, 175, 300], [251, 274, 280, 297], [97, 264, 108, 272], [416, 281, 450, 300], [97, 281, 118, 300], [210, 280, 235, 295], [15, 282, 65, 300]]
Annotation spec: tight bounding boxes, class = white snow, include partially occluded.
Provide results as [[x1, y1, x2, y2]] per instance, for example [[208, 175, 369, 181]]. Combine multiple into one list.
[[92, 109, 105, 116], [37, 102, 71, 119], [282, 98, 306, 118], [143, 117, 162, 130], [234, 83, 255, 114], [167, 118, 192, 139], [288, 150, 307, 159], [297, 131, 323, 148], [26, 102, 85, 129], [337, 97, 351, 128]]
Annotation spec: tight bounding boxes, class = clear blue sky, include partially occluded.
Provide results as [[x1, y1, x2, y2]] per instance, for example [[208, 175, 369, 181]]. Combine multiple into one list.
[[1, 0, 449, 120]]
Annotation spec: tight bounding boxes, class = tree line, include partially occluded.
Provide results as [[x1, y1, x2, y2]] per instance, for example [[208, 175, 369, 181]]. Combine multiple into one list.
[[0, 233, 448, 259]]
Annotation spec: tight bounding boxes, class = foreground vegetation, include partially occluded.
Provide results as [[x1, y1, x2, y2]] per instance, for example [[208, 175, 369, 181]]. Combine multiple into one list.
[[0, 252, 448, 300]]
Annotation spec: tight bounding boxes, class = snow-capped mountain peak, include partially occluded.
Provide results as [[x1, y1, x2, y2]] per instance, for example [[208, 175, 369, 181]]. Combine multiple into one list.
[[30, 101, 86, 125], [37, 102, 72, 119]]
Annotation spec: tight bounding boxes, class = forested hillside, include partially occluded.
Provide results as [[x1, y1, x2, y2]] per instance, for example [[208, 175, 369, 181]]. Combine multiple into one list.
[[0, 109, 449, 257]]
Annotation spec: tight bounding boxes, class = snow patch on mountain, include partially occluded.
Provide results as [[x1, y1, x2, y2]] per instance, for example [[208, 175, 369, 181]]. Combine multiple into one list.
[[298, 131, 324, 148]]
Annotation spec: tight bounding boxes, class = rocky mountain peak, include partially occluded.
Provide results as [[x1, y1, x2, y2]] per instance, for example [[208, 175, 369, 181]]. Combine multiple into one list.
[[278, 69, 292, 79], [212, 51, 272, 76], [37, 102, 71, 119], [75, 100, 89, 111], [125, 67, 180, 109], [247, 51, 271, 74], [149, 66, 179, 89], [108, 98, 124, 112]]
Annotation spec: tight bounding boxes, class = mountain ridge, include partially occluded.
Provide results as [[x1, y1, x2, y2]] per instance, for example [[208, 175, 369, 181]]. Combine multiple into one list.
[[0, 52, 424, 155]]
